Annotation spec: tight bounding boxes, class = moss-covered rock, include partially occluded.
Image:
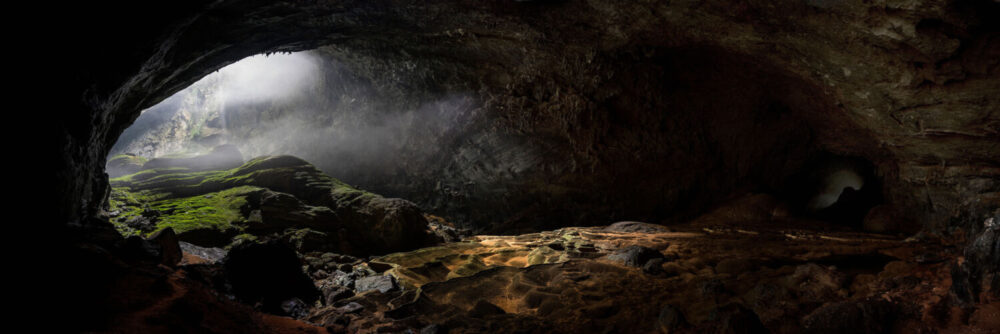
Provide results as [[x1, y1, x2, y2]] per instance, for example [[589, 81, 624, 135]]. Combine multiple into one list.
[[108, 154, 438, 256]]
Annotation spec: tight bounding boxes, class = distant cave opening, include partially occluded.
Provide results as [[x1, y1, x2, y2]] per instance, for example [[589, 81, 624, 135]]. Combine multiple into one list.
[[782, 154, 884, 228], [515, 46, 885, 233]]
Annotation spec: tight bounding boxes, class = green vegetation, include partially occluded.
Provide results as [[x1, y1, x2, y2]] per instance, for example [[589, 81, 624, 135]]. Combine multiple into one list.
[[107, 155, 380, 243], [148, 185, 261, 234], [108, 185, 263, 237]]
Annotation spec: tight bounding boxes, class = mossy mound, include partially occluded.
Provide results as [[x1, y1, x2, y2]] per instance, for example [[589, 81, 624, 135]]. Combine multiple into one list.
[[108, 154, 439, 255]]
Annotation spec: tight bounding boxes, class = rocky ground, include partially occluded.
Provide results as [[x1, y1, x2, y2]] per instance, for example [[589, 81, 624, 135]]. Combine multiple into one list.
[[111, 194, 996, 334]]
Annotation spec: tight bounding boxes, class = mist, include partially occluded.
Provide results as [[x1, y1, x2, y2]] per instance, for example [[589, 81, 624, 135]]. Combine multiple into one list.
[[110, 50, 486, 194], [216, 52, 320, 106]]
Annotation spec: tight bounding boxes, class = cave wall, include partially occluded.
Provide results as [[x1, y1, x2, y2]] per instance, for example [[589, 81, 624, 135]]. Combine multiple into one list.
[[59, 0, 999, 235]]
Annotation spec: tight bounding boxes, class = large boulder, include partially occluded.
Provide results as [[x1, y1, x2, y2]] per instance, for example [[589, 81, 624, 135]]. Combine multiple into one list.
[[146, 227, 181, 267], [222, 240, 320, 314], [606, 245, 665, 267]]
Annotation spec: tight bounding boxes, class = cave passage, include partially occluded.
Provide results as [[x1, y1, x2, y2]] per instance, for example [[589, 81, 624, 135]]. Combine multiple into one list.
[[57, 1, 999, 333], [107, 46, 887, 246]]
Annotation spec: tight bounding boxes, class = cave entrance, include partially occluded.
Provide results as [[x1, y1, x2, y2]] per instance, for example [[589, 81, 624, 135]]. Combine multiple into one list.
[[105, 49, 468, 255], [107, 46, 889, 248]]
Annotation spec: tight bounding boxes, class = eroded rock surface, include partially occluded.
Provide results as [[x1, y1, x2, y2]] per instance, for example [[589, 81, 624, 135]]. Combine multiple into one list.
[[297, 209, 998, 333]]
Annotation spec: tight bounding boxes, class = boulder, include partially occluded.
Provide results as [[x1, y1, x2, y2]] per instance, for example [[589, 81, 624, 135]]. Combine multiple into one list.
[[222, 240, 319, 314], [606, 245, 665, 267], [147, 227, 181, 266], [178, 241, 227, 264], [355, 275, 399, 293], [321, 285, 355, 305]]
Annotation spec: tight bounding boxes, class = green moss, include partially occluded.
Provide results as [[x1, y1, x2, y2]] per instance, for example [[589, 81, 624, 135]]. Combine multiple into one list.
[[148, 186, 262, 235], [107, 188, 153, 237], [107, 154, 392, 245]]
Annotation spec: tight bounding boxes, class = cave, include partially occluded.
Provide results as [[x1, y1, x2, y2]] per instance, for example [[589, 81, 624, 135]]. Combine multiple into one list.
[[52, 1, 998, 333]]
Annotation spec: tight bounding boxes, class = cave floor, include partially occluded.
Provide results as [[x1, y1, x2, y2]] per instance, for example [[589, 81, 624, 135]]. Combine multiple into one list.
[[295, 200, 996, 333], [121, 196, 998, 334]]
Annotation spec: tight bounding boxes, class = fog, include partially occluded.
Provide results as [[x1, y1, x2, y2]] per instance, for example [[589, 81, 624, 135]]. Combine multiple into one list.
[[111, 51, 483, 189], [215, 52, 320, 106]]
